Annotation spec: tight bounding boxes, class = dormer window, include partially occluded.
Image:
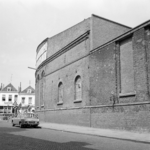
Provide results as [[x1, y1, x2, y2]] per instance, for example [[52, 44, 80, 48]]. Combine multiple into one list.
[[27, 89, 32, 93], [7, 87, 11, 91]]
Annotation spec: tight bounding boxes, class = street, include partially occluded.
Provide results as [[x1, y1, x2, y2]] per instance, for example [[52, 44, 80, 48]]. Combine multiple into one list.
[[0, 121, 150, 150]]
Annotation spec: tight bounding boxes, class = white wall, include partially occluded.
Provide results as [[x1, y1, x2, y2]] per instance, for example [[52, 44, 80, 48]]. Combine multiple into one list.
[[18, 95, 35, 106], [0, 92, 18, 106]]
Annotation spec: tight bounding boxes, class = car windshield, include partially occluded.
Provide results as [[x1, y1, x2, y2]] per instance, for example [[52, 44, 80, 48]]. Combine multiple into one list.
[[22, 113, 38, 118]]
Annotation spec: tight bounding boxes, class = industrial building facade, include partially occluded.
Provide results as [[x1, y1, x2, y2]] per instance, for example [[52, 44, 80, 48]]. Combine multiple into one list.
[[35, 14, 150, 132]]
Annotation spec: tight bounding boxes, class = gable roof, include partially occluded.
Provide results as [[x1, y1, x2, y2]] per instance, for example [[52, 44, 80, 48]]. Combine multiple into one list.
[[20, 86, 35, 94], [1, 83, 17, 92]]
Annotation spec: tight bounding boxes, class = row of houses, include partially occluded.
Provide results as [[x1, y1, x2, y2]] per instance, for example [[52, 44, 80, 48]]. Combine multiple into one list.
[[0, 83, 35, 114], [35, 14, 150, 132]]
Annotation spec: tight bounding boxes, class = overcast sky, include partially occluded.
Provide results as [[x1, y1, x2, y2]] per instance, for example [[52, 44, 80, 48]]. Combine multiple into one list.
[[0, 0, 150, 90]]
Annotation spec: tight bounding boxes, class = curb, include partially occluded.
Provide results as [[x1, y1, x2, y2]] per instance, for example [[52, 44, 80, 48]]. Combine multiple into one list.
[[39, 123, 150, 144]]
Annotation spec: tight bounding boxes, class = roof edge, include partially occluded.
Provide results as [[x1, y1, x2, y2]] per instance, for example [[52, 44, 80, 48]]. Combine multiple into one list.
[[92, 14, 132, 29], [91, 19, 150, 54], [36, 38, 49, 53]]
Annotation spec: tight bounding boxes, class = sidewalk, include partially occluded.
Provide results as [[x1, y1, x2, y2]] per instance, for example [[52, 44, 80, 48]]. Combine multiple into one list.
[[39, 122, 150, 143]]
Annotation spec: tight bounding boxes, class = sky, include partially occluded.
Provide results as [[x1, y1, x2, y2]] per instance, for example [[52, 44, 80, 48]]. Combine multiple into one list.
[[0, 0, 150, 90]]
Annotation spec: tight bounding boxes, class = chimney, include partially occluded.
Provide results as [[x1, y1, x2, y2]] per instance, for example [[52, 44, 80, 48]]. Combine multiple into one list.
[[20, 82, 22, 92], [0, 83, 2, 91], [2, 84, 4, 89], [18, 87, 20, 93]]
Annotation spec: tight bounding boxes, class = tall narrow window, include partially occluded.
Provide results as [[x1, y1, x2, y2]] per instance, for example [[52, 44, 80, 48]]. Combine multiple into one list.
[[58, 82, 63, 103], [2, 95, 6, 101], [8, 95, 12, 101], [120, 37, 134, 94], [14, 95, 18, 102], [74, 76, 82, 100], [28, 97, 32, 104], [22, 97, 25, 104]]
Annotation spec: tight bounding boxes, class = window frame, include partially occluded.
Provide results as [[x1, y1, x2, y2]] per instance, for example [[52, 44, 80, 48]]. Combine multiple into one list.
[[22, 97, 25, 104], [28, 97, 32, 105], [7, 87, 11, 91], [8, 95, 12, 101], [2, 95, 6, 101], [74, 75, 82, 102], [57, 81, 63, 105]]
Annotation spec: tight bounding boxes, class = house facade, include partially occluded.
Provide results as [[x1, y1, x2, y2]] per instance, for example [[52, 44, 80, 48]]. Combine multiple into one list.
[[0, 83, 18, 114], [0, 83, 35, 114], [18, 86, 35, 113]]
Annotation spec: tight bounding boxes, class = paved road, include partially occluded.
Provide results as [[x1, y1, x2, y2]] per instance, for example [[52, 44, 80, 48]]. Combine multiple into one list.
[[0, 121, 150, 150]]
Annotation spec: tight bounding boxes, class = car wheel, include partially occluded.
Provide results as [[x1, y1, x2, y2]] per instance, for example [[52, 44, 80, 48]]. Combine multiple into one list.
[[33, 125, 38, 128], [19, 122, 23, 128]]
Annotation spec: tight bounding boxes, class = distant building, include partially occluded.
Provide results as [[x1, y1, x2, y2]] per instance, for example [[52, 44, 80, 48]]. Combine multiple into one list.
[[0, 83, 18, 114], [18, 86, 35, 113], [0, 83, 35, 114]]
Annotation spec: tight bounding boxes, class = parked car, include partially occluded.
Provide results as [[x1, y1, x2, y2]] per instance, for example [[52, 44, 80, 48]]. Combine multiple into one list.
[[11, 113, 39, 128]]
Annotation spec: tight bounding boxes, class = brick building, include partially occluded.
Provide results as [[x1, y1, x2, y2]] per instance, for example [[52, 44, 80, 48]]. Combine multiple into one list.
[[35, 14, 150, 132]]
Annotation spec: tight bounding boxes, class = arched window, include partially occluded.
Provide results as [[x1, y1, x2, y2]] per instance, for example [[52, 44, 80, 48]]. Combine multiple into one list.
[[74, 76, 82, 100], [58, 82, 63, 103]]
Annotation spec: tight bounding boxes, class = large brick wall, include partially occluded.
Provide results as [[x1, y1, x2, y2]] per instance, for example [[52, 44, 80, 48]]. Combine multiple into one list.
[[47, 18, 90, 58], [89, 43, 116, 105], [145, 28, 150, 96], [91, 14, 131, 50], [133, 28, 149, 101], [88, 27, 150, 131], [35, 16, 150, 133], [91, 104, 150, 131], [41, 109, 90, 127]]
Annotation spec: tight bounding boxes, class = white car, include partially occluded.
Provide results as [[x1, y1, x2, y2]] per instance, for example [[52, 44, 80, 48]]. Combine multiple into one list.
[[11, 113, 39, 128]]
